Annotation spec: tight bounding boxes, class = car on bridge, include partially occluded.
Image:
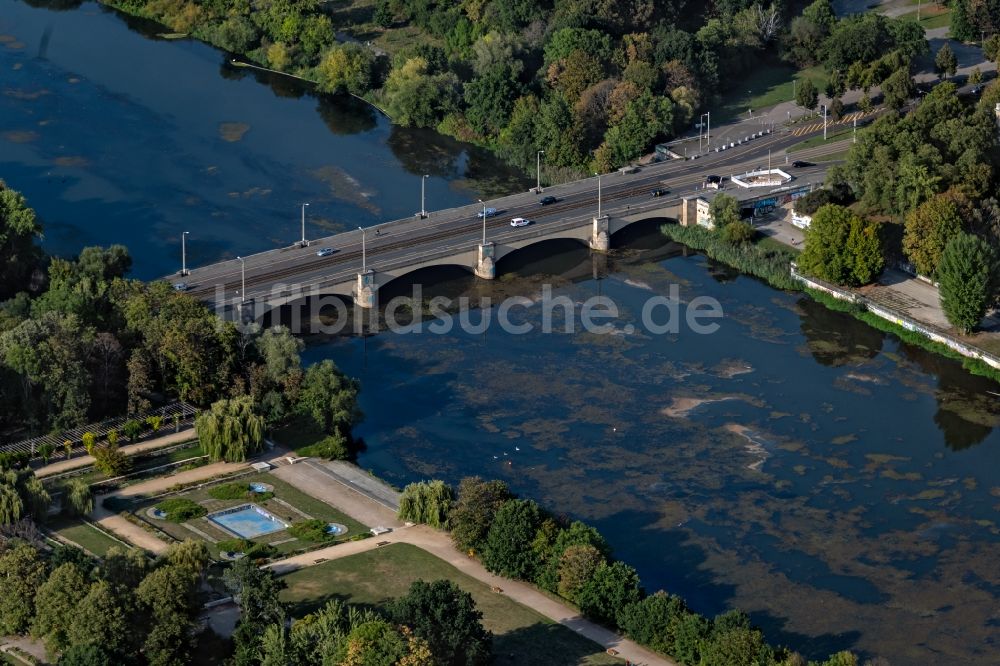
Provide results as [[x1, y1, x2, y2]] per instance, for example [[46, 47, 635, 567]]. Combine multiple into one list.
[[650, 188, 668, 197], [173, 282, 189, 292], [477, 207, 498, 218], [704, 175, 723, 189], [315, 247, 336, 257], [510, 217, 531, 227], [791, 160, 814, 168], [539, 195, 557, 205]]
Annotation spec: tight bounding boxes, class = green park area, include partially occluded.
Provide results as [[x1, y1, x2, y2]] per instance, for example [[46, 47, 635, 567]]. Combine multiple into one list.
[[280, 543, 619, 666], [899, 4, 952, 30], [716, 64, 827, 123], [49, 520, 127, 558], [121, 472, 368, 559]]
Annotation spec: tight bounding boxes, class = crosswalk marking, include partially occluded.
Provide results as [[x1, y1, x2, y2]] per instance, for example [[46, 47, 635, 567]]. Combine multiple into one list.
[[788, 110, 873, 136]]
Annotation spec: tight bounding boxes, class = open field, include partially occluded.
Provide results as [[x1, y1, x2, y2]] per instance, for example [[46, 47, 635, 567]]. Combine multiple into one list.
[[716, 64, 826, 123], [50, 519, 128, 557], [899, 5, 951, 30], [124, 472, 369, 558], [280, 543, 621, 666]]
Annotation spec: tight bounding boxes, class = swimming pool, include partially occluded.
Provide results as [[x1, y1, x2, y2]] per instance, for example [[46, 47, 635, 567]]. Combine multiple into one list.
[[207, 504, 288, 539]]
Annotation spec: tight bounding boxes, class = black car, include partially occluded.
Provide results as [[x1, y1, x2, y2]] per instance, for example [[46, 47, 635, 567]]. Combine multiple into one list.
[[539, 195, 557, 205], [650, 188, 668, 197], [791, 160, 814, 168]]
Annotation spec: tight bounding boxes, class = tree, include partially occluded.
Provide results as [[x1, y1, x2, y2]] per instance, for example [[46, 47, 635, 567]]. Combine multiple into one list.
[[464, 62, 523, 136], [0, 469, 51, 525], [450, 477, 513, 553], [881, 67, 914, 110], [66, 580, 130, 657], [618, 591, 691, 655], [935, 43, 957, 79], [795, 78, 818, 109], [315, 43, 377, 96], [387, 579, 492, 666], [0, 542, 47, 635], [91, 441, 132, 476], [575, 561, 643, 626], [0, 180, 43, 301], [136, 565, 200, 666], [483, 499, 542, 579], [57, 644, 114, 666], [799, 205, 883, 286], [557, 544, 605, 602], [985, 35, 1000, 65], [62, 478, 94, 516], [195, 396, 265, 462], [721, 220, 755, 244], [903, 192, 966, 276], [970, 67, 983, 85], [937, 233, 998, 333], [397, 480, 455, 528], [257, 325, 303, 385], [701, 625, 772, 666], [710, 193, 740, 229], [298, 360, 362, 437], [225, 556, 286, 665], [32, 562, 88, 655], [165, 538, 210, 575]]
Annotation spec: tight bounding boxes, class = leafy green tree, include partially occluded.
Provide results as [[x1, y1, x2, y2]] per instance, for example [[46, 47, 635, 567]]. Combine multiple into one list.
[[136, 564, 200, 666], [397, 479, 455, 528], [0, 469, 51, 525], [984, 34, 1000, 65], [225, 556, 287, 665], [575, 560, 643, 626], [66, 580, 129, 656], [337, 620, 409, 665], [600, 92, 673, 167], [383, 59, 459, 128], [32, 562, 88, 656], [536, 520, 613, 591], [315, 43, 377, 95], [387, 579, 492, 666], [298, 359, 362, 438], [935, 43, 958, 78], [937, 233, 998, 333], [969, 67, 983, 85], [483, 499, 543, 579], [800, 205, 883, 286], [721, 220, 755, 245], [102, 545, 150, 590], [673, 610, 712, 664], [701, 625, 772, 666], [196, 396, 265, 462], [903, 192, 966, 276], [710, 193, 741, 229], [557, 544, 605, 602], [165, 538, 210, 576], [881, 67, 914, 110], [62, 478, 94, 516], [618, 591, 691, 655], [464, 62, 523, 136], [92, 441, 132, 476], [57, 644, 114, 666], [0, 181, 43, 301], [0, 542, 47, 634], [795, 78, 818, 109]]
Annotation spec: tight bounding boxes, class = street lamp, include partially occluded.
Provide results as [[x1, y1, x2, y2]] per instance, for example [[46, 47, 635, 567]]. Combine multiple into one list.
[[358, 226, 367, 273], [300, 203, 309, 247], [821, 103, 828, 140], [478, 199, 487, 245], [181, 231, 189, 276], [237, 256, 246, 303], [420, 174, 428, 218], [536, 151, 545, 193]]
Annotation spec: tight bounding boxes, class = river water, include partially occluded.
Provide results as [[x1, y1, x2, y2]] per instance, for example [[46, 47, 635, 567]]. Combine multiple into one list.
[[3, 2, 1000, 664]]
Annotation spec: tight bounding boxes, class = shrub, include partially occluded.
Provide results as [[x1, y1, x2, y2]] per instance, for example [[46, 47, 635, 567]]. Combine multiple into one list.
[[106, 429, 119, 446], [146, 415, 163, 432], [217, 538, 276, 559], [208, 483, 252, 500], [661, 223, 798, 290], [296, 432, 350, 459], [398, 480, 454, 528], [82, 432, 96, 454], [63, 441, 72, 459], [155, 498, 207, 522], [37, 443, 55, 463], [288, 518, 335, 542], [92, 443, 132, 477], [122, 420, 143, 441]]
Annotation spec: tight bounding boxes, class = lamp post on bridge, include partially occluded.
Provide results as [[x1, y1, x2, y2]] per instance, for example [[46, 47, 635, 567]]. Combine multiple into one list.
[[536, 151, 545, 193], [419, 174, 428, 218], [237, 256, 246, 303], [478, 199, 487, 245], [593, 173, 602, 219], [180, 231, 189, 276], [822, 103, 828, 140], [300, 203, 310, 247]]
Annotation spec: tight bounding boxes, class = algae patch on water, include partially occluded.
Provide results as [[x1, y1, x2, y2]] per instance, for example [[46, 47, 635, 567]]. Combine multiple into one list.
[[219, 122, 250, 142], [2, 130, 39, 143], [53, 156, 89, 167]]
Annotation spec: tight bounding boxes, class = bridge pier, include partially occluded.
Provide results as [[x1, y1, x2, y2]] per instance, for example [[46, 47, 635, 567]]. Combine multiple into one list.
[[474, 243, 495, 280], [590, 215, 609, 252], [354, 269, 377, 309]]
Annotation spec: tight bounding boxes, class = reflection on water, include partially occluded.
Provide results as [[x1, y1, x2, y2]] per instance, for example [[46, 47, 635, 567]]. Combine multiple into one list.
[[303, 225, 1000, 664], [5, 1, 1000, 664]]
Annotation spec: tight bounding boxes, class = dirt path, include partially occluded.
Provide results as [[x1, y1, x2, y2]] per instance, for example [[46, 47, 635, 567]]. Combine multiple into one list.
[[36, 428, 197, 478]]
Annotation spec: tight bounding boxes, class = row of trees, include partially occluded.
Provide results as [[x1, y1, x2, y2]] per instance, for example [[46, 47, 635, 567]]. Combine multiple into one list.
[[398, 477, 861, 666]]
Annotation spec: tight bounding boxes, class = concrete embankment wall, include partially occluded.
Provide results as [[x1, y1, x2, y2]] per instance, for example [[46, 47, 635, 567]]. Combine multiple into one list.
[[789, 265, 1000, 371]]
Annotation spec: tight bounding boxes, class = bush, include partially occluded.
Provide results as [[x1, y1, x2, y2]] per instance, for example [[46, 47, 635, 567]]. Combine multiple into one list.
[[82, 432, 96, 454], [156, 498, 207, 522], [92, 443, 132, 477], [38, 443, 55, 463], [122, 420, 143, 441], [288, 518, 335, 542], [398, 480, 454, 528], [661, 224, 798, 290], [217, 538, 276, 559], [208, 483, 252, 500], [296, 432, 350, 460], [146, 415, 163, 432]]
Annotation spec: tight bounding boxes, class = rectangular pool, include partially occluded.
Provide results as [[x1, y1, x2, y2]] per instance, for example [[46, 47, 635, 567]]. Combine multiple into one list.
[[207, 504, 288, 539]]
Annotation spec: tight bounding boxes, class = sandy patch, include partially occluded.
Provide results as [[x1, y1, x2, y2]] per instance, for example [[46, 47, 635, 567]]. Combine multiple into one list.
[[219, 122, 250, 142], [3, 130, 38, 143], [53, 156, 89, 167], [723, 423, 771, 471], [661, 394, 745, 418]]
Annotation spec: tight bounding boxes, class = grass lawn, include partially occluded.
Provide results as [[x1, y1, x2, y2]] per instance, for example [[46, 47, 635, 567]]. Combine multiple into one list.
[[898, 5, 951, 30], [280, 543, 620, 666], [51, 519, 128, 557], [716, 64, 827, 123], [757, 235, 801, 256], [787, 127, 854, 152]]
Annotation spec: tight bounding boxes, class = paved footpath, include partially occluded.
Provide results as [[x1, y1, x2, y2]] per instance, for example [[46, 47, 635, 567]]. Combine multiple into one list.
[[36, 428, 198, 478], [269, 460, 675, 666]]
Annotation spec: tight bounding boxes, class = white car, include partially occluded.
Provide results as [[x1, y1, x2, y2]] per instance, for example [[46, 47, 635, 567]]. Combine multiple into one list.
[[510, 217, 530, 227], [316, 247, 336, 257]]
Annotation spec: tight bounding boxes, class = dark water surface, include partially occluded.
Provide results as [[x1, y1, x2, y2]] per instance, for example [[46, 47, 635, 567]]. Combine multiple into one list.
[[3, 2, 1000, 664]]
